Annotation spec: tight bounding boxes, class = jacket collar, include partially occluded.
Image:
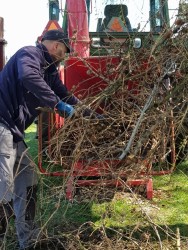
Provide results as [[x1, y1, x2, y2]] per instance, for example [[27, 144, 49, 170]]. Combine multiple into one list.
[[36, 43, 57, 73]]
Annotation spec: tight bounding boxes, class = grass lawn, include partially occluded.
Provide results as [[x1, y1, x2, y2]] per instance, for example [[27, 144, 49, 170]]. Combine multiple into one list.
[[24, 123, 188, 249]]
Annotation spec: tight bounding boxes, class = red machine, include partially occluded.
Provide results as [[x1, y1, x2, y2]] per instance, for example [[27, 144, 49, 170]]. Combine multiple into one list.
[[38, 0, 175, 200]]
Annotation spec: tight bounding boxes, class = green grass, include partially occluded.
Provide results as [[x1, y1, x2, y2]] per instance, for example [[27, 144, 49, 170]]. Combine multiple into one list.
[[25, 123, 188, 248], [25, 122, 38, 160], [152, 167, 188, 232]]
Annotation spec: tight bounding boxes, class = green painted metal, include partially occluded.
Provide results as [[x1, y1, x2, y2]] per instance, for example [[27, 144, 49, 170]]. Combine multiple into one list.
[[48, 0, 170, 55], [150, 0, 170, 32], [49, 0, 59, 21]]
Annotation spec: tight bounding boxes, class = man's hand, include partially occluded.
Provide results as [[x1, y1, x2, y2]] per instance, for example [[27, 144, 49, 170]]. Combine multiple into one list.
[[55, 101, 75, 118]]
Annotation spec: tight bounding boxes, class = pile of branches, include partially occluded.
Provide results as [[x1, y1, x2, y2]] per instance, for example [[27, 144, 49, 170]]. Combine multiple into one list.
[[33, 18, 188, 250], [45, 20, 188, 176]]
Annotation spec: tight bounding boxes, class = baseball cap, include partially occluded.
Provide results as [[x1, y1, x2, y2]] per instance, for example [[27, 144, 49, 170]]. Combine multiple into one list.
[[41, 29, 71, 53]]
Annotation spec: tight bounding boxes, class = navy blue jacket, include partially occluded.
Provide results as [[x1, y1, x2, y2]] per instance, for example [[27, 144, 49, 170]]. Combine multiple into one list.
[[0, 44, 78, 142]]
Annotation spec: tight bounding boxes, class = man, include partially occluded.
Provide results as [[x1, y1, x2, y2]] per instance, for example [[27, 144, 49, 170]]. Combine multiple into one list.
[[0, 29, 81, 249]]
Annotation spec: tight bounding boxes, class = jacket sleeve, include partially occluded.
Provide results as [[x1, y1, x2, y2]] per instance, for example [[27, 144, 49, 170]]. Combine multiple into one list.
[[51, 72, 79, 106], [17, 47, 61, 109]]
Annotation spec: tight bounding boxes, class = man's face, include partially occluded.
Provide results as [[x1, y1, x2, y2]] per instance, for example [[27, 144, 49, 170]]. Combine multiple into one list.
[[51, 41, 68, 64]]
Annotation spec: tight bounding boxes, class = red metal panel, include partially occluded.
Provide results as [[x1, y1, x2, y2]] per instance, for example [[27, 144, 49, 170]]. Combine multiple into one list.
[[66, 0, 90, 57], [64, 56, 120, 99]]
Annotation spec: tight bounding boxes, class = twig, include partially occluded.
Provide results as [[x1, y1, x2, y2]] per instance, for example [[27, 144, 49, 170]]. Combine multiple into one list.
[[119, 85, 157, 160], [176, 227, 181, 250]]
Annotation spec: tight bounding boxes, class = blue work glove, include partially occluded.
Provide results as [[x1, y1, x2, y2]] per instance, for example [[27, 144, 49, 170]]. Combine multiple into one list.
[[55, 101, 75, 118]]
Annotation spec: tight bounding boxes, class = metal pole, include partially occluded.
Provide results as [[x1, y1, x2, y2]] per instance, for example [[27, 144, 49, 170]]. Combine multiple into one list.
[[0, 17, 7, 70]]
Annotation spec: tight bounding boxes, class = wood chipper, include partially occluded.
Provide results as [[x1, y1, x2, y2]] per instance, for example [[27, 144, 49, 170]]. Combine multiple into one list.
[[37, 0, 178, 200]]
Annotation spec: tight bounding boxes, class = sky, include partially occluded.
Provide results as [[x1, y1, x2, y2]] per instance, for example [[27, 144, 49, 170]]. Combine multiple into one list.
[[0, 0, 179, 59], [0, 0, 49, 59]]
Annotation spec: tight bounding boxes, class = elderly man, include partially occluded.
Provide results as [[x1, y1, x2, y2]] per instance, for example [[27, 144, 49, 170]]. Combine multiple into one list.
[[0, 29, 80, 249]]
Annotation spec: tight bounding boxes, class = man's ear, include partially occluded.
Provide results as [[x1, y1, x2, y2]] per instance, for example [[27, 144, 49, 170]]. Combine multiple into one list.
[[52, 41, 58, 51], [55, 42, 59, 49]]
